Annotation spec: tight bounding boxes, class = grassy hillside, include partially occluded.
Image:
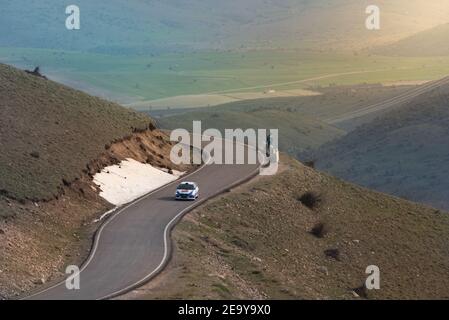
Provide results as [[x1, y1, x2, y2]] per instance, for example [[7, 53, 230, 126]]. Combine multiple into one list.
[[158, 108, 345, 155], [156, 84, 417, 155], [0, 63, 153, 201], [124, 155, 449, 300], [374, 23, 449, 57], [0, 63, 190, 298], [305, 83, 449, 211]]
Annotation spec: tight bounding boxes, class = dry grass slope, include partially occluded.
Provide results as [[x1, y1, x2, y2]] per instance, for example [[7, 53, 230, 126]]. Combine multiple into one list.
[[308, 83, 449, 211], [0, 63, 153, 202], [0, 63, 191, 298], [374, 23, 449, 57], [128, 155, 449, 300]]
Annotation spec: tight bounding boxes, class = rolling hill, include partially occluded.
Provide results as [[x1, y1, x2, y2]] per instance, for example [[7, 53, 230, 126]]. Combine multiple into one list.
[[123, 155, 449, 300], [1, 62, 448, 299], [0, 63, 154, 201], [158, 108, 345, 156], [156, 84, 416, 156], [374, 23, 449, 57], [2, 0, 449, 53], [0, 63, 185, 298], [305, 82, 449, 211]]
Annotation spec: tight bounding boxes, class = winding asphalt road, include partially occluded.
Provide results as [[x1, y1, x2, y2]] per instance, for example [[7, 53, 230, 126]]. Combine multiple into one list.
[[26, 142, 260, 300]]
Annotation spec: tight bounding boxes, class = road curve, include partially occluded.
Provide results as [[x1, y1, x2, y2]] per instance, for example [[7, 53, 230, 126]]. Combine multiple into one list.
[[25, 142, 260, 300]]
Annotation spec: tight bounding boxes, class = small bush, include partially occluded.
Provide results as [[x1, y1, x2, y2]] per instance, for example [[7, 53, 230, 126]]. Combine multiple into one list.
[[304, 160, 316, 168], [324, 248, 340, 261], [30, 151, 40, 159], [25, 66, 47, 79], [231, 236, 254, 250], [298, 192, 322, 209], [310, 222, 327, 238]]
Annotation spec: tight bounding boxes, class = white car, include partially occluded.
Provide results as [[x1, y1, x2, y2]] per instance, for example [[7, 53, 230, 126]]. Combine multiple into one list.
[[175, 182, 199, 200]]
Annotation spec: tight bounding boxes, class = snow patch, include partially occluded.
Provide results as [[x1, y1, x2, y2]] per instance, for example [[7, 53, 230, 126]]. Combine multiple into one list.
[[93, 158, 184, 206]]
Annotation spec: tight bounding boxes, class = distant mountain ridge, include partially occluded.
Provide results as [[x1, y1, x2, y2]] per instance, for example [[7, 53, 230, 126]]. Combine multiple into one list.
[[2, 1, 449, 53]]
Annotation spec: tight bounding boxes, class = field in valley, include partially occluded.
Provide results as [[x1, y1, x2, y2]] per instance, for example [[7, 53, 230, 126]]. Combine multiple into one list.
[[3, 47, 449, 106]]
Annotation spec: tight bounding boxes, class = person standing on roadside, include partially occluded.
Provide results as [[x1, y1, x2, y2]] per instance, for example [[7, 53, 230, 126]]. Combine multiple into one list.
[[266, 133, 272, 157]]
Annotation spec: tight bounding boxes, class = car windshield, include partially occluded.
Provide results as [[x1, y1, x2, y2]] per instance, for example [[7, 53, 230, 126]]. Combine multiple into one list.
[[178, 183, 195, 190]]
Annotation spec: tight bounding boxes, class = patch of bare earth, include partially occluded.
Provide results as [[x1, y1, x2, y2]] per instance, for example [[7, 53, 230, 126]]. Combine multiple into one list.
[[121, 154, 449, 300]]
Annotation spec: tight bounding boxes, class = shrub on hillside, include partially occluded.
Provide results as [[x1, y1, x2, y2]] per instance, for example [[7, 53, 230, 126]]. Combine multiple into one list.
[[25, 66, 47, 79], [30, 151, 40, 159], [304, 160, 316, 168], [324, 248, 340, 261], [148, 122, 156, 131], [310, 222, 327, 238], [298, 191, 322, 209]]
